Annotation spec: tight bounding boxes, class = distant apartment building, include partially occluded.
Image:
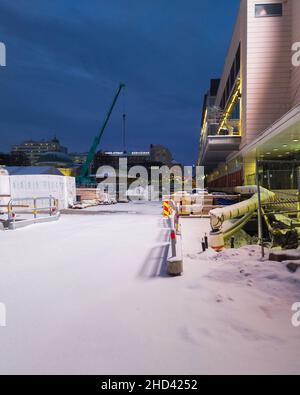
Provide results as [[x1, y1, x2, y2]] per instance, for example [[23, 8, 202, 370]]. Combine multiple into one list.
[[11, 137, 68, 165], [198, 0, 300, 189]]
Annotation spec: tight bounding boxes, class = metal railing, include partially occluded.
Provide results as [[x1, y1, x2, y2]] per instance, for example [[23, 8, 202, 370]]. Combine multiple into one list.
[[7, 196, 58, 224]]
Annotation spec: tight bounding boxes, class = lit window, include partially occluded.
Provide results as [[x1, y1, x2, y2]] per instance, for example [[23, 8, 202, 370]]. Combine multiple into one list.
[[255, 3, 282, 17]]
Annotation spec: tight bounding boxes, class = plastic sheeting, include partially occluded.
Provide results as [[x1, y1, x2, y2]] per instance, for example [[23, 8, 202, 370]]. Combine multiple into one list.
[[0, 174, 76, 210], [0, 168, 11, 209]]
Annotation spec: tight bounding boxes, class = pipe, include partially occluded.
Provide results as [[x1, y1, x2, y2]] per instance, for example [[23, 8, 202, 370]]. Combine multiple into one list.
[[210, 185, 275, 232], [223, 211, 254, 240]]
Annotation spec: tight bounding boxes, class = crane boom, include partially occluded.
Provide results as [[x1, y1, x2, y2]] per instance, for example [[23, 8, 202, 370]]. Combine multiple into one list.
[[77, 83, 125, 185]]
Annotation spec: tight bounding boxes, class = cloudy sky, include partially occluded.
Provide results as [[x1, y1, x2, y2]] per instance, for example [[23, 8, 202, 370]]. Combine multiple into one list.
[[0, 0, 240, 164]]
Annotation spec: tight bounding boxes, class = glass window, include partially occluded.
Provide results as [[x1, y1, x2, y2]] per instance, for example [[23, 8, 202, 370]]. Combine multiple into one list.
[[235, 44, 241, 76], [226, 79, 230, 101], [230, 64, 235, 88], [255, 3, 282, 17]]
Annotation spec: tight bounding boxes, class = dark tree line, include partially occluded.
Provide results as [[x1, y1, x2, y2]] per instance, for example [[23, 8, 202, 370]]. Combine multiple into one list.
[[0, 152, 30, 167]]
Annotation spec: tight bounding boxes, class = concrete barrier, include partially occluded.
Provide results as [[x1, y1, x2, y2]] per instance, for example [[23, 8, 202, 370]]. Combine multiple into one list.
[[167, 243, 183, 276], [167, 213, 183, 276], [8, 212, 60, 230]]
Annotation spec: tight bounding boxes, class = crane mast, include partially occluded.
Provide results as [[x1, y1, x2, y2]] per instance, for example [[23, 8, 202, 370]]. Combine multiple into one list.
[[77, 83, 125, 185]]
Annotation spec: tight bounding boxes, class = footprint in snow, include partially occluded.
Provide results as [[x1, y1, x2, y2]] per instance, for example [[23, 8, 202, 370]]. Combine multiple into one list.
[[186, 254, 197, 260], [216, 295, 223, 303]]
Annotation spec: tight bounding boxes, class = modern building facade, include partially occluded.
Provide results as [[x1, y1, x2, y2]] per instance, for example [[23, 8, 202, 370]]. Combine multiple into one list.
[[11, 137, 68, 166], [198, 0, 300, 189], [92, 151, 151, 173], [92, 145, 174, 175], [90, 145, 177, 197]]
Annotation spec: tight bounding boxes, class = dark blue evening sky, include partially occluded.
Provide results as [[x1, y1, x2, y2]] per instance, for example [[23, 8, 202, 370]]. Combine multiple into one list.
[[0, 0, 240, 165]]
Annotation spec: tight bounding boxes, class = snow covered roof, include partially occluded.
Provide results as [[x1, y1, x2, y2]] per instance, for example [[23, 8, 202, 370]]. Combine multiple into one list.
[[5, 166, 64, 176]]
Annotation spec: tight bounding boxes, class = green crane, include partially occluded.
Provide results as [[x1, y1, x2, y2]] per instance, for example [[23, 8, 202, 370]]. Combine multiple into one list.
[[76, 83, 125, 186]]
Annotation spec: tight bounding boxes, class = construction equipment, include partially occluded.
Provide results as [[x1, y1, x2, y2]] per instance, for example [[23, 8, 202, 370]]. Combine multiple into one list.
[[76, 83, 125, 186]]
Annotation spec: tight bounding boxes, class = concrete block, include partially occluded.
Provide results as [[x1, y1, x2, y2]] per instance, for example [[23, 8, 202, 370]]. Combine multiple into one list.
[[167, 257, 183, 276], [167, 233, 183, 276]]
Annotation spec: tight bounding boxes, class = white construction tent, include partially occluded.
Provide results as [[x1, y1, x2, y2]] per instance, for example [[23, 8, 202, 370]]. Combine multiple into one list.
[[0, 167, 76, 210]]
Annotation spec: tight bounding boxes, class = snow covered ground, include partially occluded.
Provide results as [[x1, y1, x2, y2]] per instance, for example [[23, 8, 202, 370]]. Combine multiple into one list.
[[180, 218, 300, 375], [0, 202, 299, 374]]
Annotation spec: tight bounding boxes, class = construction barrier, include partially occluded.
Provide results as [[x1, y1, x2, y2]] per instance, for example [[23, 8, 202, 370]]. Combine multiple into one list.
[[1, 196, 60, 230], [166, 205, 183, 276], [163, 200, 171, 217], [165, 191, 217, 217]]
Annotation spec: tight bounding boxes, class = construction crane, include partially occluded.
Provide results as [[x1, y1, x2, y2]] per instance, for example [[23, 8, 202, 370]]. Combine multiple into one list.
[[76, 83, 125, 186]]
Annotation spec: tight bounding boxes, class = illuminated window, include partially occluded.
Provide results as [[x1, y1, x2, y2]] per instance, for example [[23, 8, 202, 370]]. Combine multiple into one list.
[[255, 4, 282, 17]]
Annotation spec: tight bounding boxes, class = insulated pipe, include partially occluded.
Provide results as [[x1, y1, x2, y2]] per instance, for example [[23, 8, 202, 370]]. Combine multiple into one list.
[[210, 185, 275, 231], [223, 212, 254, 240]]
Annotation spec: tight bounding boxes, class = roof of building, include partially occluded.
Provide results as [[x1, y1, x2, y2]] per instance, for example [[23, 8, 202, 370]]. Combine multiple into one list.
[[5, 166, 64, 176]]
